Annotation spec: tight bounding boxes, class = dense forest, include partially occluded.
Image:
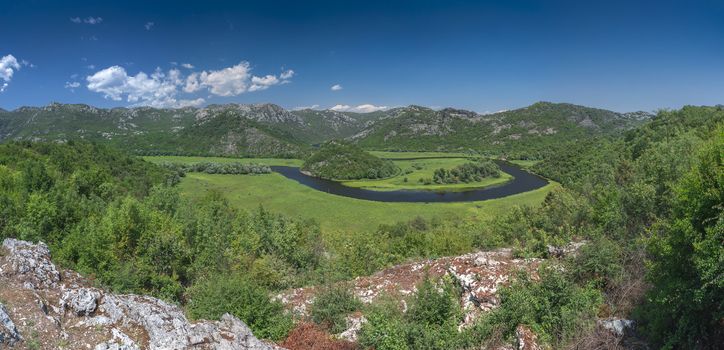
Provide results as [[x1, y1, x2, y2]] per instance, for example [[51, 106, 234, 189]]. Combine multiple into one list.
[[302, 141, 399, 180], [0, 105, 721, 349]]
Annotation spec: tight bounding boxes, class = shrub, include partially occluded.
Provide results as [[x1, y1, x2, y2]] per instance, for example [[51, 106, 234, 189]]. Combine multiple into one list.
[[310, 284, 363, 333], [186, 274, 293, 341]]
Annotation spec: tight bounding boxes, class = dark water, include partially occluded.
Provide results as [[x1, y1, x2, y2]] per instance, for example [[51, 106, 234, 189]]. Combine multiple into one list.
[[270, 161, 548, 203]]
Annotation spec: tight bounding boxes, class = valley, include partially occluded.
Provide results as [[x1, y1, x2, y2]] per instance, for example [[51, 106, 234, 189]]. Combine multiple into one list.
[[145, 153, 555, 233]]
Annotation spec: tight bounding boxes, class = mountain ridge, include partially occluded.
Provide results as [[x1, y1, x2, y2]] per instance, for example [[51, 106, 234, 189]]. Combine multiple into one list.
[[0, 101, 653, 158]]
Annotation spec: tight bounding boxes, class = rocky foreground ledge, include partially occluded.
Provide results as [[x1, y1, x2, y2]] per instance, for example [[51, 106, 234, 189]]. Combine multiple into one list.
[[0, 238, 281, 350]]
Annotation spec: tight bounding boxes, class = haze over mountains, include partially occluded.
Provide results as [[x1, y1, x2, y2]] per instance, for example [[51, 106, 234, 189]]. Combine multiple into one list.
[[0, 102, 652, 158]]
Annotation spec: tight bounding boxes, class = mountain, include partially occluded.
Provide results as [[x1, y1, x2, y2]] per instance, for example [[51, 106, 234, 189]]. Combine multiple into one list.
[[0, 101, 652, 158], [350, 102, 653, 157], [0, 103, 306, 157]]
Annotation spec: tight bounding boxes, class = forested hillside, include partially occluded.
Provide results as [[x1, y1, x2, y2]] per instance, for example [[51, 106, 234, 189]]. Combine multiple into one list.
[[0, 102, 650, 159], [0, 105, 720, 349]]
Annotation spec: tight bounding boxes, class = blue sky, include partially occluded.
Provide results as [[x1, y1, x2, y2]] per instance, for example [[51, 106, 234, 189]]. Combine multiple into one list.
[[1, 0, 723, 112]]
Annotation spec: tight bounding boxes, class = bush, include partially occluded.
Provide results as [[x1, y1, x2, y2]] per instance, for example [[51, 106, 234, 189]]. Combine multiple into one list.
[[186, 274, 293, 341], [359, 275, 463, 350], [310, 284, 363, 333], [483, 267, 603, 346]]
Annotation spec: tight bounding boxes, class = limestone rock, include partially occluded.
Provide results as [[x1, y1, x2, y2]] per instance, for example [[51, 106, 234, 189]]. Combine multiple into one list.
[[0, 238, 60, 289], [0, 239, 283, 349], [0, 303, 22, 346], [599, 318, 635, 336], [61, 287, 101, 316]]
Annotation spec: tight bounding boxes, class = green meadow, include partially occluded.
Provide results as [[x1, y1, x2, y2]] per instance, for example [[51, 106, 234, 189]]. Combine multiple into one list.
[[145, 155, 557, 233]]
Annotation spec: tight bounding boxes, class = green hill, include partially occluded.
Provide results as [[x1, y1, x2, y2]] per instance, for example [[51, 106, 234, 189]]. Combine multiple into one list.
[[301, 141, 399, 179], [0, 102, 651, 158], [351, 102, 651, 158]]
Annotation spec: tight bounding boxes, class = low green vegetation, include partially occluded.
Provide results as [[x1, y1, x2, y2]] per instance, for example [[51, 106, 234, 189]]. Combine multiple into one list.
[[309, 284, 363, 333], [340, 157, 511, 192], [0, 105, 720, 349], [302, 141, 399, 180], [175, 171, 555, 233], [426, 159, 500, 185]]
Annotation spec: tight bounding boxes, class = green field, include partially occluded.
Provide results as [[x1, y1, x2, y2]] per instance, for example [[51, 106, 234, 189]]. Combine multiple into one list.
[[369, 151, 474, 159], [145, 155, 557, 233], [340, 157, 512, 191]]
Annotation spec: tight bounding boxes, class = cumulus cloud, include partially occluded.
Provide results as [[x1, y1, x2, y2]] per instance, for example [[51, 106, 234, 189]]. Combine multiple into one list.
[[330, 84, 343, 91], [181, 63, 194, 69], [86, 65, 202, 108], [0, 54, 21, 92], [184, 62, 293, 96], [145, 22, 154, 30], [86, 61, 292, 107], [329, 104, 388, 113]]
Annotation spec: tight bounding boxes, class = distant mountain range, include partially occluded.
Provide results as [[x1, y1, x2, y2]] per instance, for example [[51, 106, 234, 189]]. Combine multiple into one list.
[[0, 102, 652, 157]]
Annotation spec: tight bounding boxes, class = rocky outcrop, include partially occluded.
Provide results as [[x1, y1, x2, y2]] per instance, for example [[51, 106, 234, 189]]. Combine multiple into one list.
[[0, 303, 22, 346], [278, 248, 542, 340], [0, 238, 282, 349], [599, 318, 635, 337]]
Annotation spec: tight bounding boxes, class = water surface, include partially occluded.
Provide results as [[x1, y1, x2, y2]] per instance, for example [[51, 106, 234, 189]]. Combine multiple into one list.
[[270, 161, 548, 203]]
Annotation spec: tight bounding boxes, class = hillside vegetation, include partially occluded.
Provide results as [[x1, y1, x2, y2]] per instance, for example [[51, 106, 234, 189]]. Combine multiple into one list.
[[0, 101, 650, 159], [0, 105, 720, 349], [302, 141, 399, 180]]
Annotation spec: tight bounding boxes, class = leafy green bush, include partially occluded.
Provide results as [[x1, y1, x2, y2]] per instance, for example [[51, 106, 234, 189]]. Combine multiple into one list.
[[359, 275, 463, 350], [637, 132, 723, 349], [186, 274, 293, 341], [483, 267, 603, 346], [310, 284, 363, 333]]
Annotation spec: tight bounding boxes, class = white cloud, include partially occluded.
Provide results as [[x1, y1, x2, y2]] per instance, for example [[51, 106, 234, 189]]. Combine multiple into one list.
[[184, 62, 293, 96], [0, 55, 21, 92], [87, 61, 292, 107], [280, 69, 295, 80], [145, 22, 154, 30], [84, 17, 103, 24], [330, 104, 351, 111], [293, 104, 320, 110], [185, 62, 252, 96], [249, 74, 280, 92], [86, 65, 199, 108], [181, 63, 194, 69], [330, 104, 388, 113], [64, 81, 81, 92], [71, 16, 103, 24], [86, 64, 96, 70], [331, 84, 343, 91]]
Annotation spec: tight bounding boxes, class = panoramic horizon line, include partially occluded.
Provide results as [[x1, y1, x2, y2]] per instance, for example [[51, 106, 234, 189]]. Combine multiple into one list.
[[0, 100, 674, 115]]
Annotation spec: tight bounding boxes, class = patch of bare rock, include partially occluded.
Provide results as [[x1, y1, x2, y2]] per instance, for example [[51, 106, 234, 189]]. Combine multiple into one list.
[[0, 238, 282, 349], [278, 248, 545, 348]]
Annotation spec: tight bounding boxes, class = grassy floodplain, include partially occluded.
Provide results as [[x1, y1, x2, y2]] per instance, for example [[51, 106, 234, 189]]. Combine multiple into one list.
[[340, 157, 512, 191], [144, 153, 558, 233]]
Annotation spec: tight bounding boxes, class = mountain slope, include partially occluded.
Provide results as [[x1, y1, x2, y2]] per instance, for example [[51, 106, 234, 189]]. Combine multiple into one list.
[[0, 102, 651, 158], [351, 102, 652, 157]]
